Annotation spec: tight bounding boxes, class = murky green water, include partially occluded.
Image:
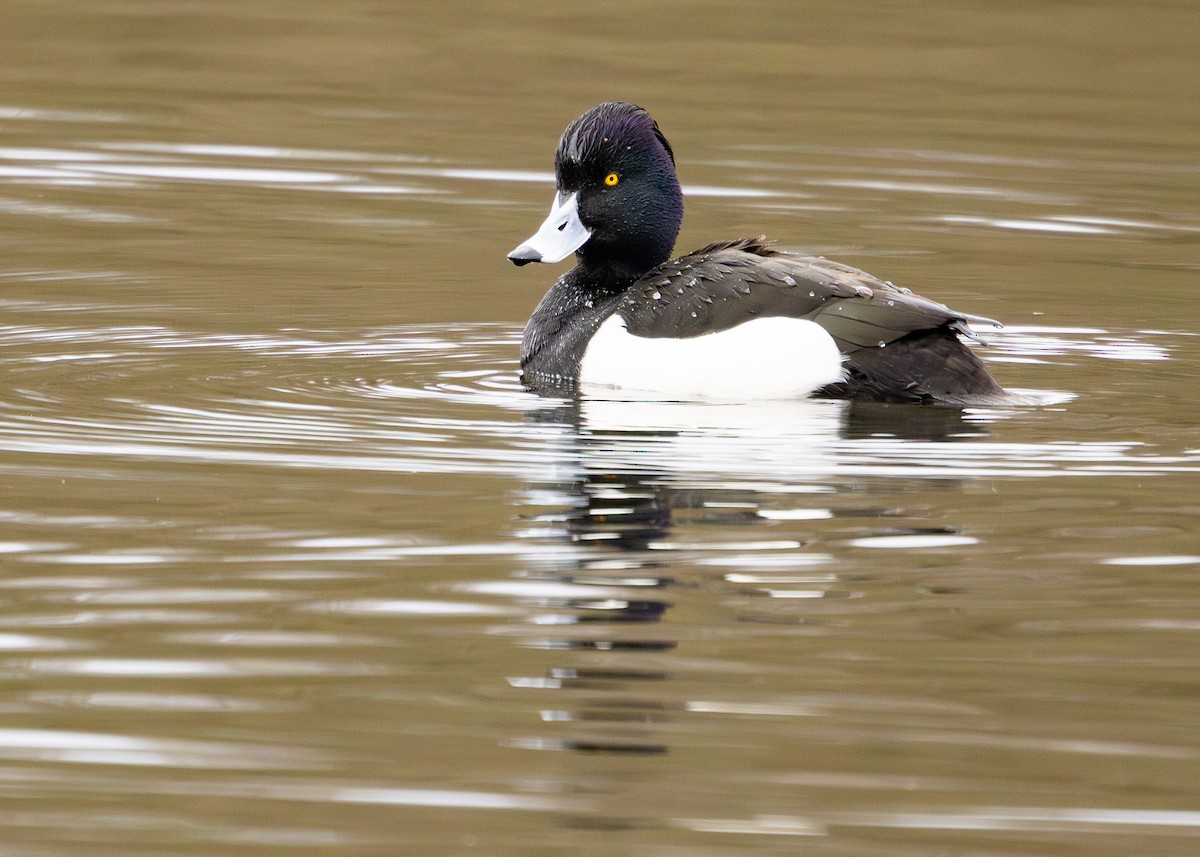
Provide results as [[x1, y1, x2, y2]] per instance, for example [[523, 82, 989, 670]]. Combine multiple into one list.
[[1, 2, 1198, 855]]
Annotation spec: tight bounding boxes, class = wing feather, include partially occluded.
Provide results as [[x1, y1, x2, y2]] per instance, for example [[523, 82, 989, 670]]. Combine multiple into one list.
[[616, 238, 998, 354]]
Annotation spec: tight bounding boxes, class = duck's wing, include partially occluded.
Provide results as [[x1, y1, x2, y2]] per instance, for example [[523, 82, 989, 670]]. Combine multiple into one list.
[[615, 236, 999, 353]]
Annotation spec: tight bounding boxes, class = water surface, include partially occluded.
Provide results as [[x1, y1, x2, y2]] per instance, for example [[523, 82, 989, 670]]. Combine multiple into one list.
[[1, 2, 1199, 855]]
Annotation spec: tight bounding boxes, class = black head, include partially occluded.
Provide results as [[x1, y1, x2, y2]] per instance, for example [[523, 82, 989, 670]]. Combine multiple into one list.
[[509, 102, 684, 280]]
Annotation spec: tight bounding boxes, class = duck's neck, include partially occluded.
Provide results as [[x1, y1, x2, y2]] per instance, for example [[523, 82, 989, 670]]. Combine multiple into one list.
[[570, 257, 652, 296]]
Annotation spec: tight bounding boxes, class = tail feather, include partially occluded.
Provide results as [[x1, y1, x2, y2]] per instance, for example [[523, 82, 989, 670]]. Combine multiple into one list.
[[821, 326, 1008, 405]]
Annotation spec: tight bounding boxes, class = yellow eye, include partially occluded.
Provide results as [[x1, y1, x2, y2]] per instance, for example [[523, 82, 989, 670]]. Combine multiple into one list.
[[603, 172, 619, 187]]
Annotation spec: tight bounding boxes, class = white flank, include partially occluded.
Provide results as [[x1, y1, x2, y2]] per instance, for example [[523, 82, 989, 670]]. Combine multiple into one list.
[[579, 315, 845, 400]]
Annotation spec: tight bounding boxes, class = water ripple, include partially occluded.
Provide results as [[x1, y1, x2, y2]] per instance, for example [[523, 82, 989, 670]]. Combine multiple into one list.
[[0, 727, 318, 769], [7, 140, 1194, 244], [0, 323, 1193, 491]]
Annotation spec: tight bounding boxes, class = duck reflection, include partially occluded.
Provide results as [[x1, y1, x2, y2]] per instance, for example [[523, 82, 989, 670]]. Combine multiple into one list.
[[508, 396, 987, 756]]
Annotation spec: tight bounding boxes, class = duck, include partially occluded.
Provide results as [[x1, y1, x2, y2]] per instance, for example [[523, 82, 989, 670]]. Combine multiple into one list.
[[508, 101, 1011, 405]]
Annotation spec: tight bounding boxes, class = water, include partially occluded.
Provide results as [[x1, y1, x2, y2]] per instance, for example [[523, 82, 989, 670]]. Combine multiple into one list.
[[1, 2, 1199, 855]]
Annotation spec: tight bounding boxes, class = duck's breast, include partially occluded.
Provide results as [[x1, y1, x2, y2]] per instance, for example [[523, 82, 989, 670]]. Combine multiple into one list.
[[578, 314, 845, 400]]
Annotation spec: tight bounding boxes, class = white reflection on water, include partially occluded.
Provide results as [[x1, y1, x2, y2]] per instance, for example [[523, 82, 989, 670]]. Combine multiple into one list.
[[940, 214, 1200, 237], [0, 105, 124, 123], [24, 658, 386, 678], [0, 633, 77, 650], [1103, 554, 1200, 566], [213, 783, 565, 811], [74, 164, 347, 184], [984, 325, 1171, 364], [672, 807, 1200, 837], [940, 214, 1116, 235], [460, 580, 633, 599], [28, 691, 296, 712], [0, 728, 317, 769], [0, 541, 68, 554], [66, 588, 283, 604], [35, 773, 570, 812], [0, 197, 153, 223], [834, 806, 1200, 832], [850, 534, 979, 549], [312, 598, 515, 617], [29, 551, 179, 565], [3, 609, 237, 627], [757, 508, 834, 520]]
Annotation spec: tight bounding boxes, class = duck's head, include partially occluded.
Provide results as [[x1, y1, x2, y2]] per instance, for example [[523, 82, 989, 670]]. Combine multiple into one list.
[[508, 102, 684, 278]]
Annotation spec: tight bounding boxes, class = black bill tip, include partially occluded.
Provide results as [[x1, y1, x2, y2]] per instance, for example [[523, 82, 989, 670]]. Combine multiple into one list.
[[507, 245, 542, 267]]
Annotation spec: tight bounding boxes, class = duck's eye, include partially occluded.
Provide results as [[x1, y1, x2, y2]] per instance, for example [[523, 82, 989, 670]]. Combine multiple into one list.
[[603, 172, 619, 187]]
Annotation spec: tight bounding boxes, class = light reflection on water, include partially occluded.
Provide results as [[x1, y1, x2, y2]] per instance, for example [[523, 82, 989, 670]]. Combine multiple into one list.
[[0, 342, 1195, 844], [0, 321, 1189, 482], [4, 321, 1195, 835], [5, 139, 1200, 253], [0, 143, 790, 200], [0, 727, 320, 769]]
